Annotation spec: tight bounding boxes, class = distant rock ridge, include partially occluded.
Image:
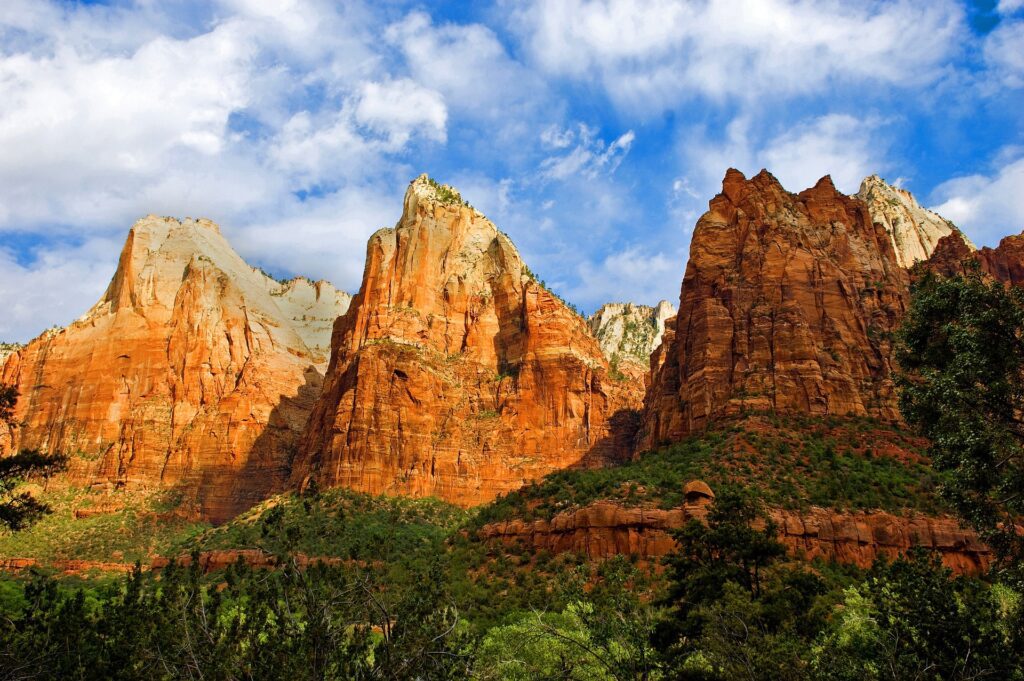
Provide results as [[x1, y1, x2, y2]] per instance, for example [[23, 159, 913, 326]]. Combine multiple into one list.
[[293, 175, 644, 506], [0, 342, 21, 366], [856, 174, 973, 268], [1, 215, 350, 522], [587, 301, 676, 368], [641, 169, 908, 447], [925, 229, 1024, 285]]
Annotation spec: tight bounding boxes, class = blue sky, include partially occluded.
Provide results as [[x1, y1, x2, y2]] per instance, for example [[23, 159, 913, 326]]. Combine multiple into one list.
[[0, 0, 1022, 342]]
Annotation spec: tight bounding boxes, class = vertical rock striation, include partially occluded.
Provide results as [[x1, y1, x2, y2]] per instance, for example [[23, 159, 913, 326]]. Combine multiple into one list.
[[641, 169, 908, 448], [1, 216, 349, 522], [294, 176, 643, 505]]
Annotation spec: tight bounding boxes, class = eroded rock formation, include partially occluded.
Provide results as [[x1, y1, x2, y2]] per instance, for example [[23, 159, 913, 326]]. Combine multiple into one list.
[[1, 216, 349, 522], [294, 176, 643, 506], [641, 169, 908, 447], [479, 499, 990, 574], [587, 301, 675, 375], [856, 174, 972, 268]]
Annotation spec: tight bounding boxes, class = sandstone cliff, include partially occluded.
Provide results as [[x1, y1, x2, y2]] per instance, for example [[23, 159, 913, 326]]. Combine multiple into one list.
[[587, 301, 675, 370], [479, 498, 989, 575], [856, 175, 972, 268], [922, 230, 1024, 286], [642, 169, 908, 447], [1, 216, 349, 522], [294, 175, 643, 505], [0, 343, 21, 365]]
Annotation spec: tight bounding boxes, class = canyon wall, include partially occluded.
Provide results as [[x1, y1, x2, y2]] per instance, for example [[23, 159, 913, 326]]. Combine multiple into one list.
[[641, 170, 909, 447], [1, 216, 349, 522], [293, 176, 643, 506]]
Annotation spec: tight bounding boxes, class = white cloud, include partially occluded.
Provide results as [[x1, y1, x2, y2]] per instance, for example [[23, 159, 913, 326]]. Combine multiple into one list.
[[355, 79, 447, 147], [539, 125, 635, 180], [569, 246, 684, 309], [984, 19, 1024, 88], [510, 0, 964, 111], [998, 0, 1024, 13], [0, 237, 120, 342], [759, 114, 887, 194], [931, 151, 1024, 246]]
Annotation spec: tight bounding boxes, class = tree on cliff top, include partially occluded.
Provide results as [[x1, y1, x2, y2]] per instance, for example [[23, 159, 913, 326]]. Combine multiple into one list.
[[0, 384, 66, 532], [897, 268, 1024, 581]]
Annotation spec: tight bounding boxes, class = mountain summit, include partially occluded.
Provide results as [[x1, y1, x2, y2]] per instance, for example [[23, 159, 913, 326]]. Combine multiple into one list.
[[0, 216, 349, 521]]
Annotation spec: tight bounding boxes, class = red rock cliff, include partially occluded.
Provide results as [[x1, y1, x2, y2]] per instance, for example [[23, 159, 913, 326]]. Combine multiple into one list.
[[293, 176, 642, 505], [1, 217, 349, 522], [641, 170, 908, 447], [925, 230, 1024, 285]]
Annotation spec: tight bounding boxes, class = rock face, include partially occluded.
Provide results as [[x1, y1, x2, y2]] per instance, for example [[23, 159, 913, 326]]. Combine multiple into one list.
[[587, 301, 676, 368], [641, 170, 908, 447], [479, 499, 990, 575], [1, 216, 349, 522], [856, 175, 972, 268], [924, 230, 1024, 285], [294, 176, 643, 506], [0, 343, 21, 365]]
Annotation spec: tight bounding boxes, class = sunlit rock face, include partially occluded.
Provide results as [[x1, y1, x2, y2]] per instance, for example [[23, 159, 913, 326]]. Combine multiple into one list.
[[1, 216, 349, 522], [856, 174, 973, 268], [587, 300, 676, 368], [641, 169, 909, 447], [924, 229, 1024, 286], [294, 176, 644, 506]]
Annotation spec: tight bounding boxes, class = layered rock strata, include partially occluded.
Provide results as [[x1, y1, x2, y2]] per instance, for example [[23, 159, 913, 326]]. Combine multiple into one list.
[[479, 499, 990, 574], [1, 216, 349, 522], [641, 169, 908, 447], [294, 176, 643, 505]]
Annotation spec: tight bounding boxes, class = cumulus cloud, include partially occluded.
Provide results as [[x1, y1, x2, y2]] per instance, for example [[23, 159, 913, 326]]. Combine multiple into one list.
[[931, 151, 1024, 246], [569, 246, 684, 310], [984, 18, 1024, 88], [509, 0, 964, 111]]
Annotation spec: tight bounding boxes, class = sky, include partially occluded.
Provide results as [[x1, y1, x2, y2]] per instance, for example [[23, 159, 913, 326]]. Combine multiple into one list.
[[0, 0, 1022, 343]]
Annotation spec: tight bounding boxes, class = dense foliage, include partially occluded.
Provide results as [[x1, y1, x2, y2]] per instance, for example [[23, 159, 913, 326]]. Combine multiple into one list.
[[898, 268, 1024, 579], [1, 489, 1020, 680]]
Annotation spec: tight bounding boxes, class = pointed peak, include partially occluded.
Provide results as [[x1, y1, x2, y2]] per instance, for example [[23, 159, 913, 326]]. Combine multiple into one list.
[[811, 174, 837, 192], [407, 174, 471, 209]]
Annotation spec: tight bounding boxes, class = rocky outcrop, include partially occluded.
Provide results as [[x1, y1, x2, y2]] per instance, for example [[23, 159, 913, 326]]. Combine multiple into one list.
[[479, 499, 990, 574], [294, 176, 643, 506], [641, 170, 908, 447], [923, 230, 1024, 286], [856, 175, 972, 268], [1, 216, 349, 522], [267, 277, 351, 364], [0, 343, 21, 365], [587, 301, 676, 373]]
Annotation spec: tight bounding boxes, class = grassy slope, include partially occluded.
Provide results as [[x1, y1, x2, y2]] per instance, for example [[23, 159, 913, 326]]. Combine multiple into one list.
[[0, 488, 208, 566]]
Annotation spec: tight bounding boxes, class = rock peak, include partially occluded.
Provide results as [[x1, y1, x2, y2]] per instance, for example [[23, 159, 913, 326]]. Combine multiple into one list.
[[856, 174, 973, 267]]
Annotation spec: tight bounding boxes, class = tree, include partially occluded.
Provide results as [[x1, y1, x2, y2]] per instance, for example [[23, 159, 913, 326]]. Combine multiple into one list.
[[813, 548, 1023, 681], [0, 384, 66, 532], [653, 489, 822, 679], [896, 269, 1024, 578]]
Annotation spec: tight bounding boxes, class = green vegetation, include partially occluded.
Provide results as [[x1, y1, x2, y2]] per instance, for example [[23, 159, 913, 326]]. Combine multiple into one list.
[[898, 267, 1024, 578], [426, 176, 471, 208], [0, 488, 207, 565], [474, 414, 946, 527]]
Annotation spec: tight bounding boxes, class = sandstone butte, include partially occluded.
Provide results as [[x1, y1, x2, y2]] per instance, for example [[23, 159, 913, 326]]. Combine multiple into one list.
[[293, 175, 644, 506], [0, 216, 350, 522], [642, 169, 914, 447]]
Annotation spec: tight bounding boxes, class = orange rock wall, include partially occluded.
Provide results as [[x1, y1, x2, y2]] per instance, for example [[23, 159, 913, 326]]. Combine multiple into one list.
[[294, 177, 642, 505], [1, 217, 336, 522], [642, 170, 908, 447], [479, 500, 990, 574]]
